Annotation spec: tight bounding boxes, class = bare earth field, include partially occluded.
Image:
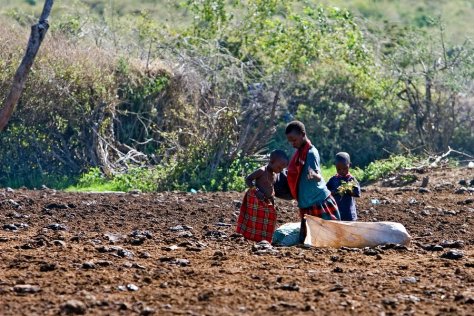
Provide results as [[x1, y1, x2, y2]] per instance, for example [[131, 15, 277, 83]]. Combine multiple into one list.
[[0, 167, 473, 316]]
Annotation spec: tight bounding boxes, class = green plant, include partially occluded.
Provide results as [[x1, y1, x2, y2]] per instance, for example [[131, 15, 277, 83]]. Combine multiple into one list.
[[361, 155, 417, 182]]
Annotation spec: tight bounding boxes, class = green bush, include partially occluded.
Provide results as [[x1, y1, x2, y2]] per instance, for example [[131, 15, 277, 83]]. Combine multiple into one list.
[[70, 156, 260, 193], [361, 155, 417, 182]]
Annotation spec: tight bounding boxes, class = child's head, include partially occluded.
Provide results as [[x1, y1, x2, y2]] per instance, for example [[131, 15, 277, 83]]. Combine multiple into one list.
[[269, 150, 289, 173], [285, 121, 307, 149], [335, 152, 351, 176]]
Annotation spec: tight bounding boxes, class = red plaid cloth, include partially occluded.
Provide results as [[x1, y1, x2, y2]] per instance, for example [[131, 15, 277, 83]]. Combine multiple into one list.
[[236, 188, 277, 242], [299, 195, 340, 220]]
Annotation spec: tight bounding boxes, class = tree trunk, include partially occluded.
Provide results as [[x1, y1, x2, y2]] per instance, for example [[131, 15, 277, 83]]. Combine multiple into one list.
[[0, 0, 54, 131]]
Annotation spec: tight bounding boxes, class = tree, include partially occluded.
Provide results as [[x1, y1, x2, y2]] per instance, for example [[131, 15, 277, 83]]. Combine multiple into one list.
[[0, 0, 54, 131], [386, 21, 474, 152]]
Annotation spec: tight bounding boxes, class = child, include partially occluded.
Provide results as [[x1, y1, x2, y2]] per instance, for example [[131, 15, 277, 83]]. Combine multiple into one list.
[[236, 150, 289, 242], [285, 121, 341, 243], [326, 152, 361, 221]]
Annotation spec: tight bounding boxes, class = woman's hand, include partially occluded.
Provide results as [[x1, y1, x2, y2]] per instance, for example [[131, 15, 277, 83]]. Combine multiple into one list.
[[307, 167, 322, 182]]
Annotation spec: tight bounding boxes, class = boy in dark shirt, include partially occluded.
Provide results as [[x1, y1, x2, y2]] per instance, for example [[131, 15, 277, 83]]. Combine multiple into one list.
[[236, 150, 289, 242], [326, 152, 361, 221]]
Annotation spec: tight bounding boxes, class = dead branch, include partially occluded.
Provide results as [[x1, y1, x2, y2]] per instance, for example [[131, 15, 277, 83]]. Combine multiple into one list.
[[0, 0, 54, 131]]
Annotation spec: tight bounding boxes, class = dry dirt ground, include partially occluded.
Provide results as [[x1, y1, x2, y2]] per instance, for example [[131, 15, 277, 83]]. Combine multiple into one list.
[[0, 167, 473, 316]]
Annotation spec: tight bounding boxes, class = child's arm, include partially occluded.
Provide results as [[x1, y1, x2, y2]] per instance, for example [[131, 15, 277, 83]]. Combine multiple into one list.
[[326, 177, 339, 195], [245, 168, 267, 201], [351, 179, 361, 197], [245, 168, 264, 188]]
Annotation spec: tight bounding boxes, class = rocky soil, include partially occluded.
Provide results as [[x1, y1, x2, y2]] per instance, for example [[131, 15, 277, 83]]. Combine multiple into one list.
[[0, 167, 473, 315]]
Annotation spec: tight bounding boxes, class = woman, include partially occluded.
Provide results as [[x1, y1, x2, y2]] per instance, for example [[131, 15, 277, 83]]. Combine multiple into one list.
[[285, 120, 341, 242]]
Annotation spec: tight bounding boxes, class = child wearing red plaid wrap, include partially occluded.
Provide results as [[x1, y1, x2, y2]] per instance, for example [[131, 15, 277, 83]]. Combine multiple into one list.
[[236, 150, 289, 242]]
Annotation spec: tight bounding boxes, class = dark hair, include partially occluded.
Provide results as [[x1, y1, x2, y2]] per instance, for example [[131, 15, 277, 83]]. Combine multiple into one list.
[[270, 149, 289, 162], [285, 121, 306, 135], [335, 152, 351, 164]]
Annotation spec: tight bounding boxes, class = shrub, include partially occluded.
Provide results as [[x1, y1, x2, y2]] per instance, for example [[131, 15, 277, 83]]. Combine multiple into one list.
[[361, 155, 417, 182]]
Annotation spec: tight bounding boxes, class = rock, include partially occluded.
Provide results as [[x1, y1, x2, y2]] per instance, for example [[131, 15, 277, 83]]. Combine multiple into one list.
[[53, 240, 66, 247], [3, 224, 18, 231], [6, 187, 14, 193], [130, 230, 153, 239], [465, 261, 474, 268], [104, 233, 125, 243], [252, 240, 273, 252], [14, 223, 29, 229], [117, 248, 134, 258], [459, 179, 468, 186], [418, 187, 430, 194], [162, 245, 179, 251], [363, 248, 378, 256], [458, 198, 474, 205], [455, 187, 468, 194], [169, 225, 184, 232], [139, 251, 151, 259], [198, 291, 214, 301], [215, 222, 232, 227], [130, 237, 147, 245], [174, 258, 190, 267], [421, 209, 431, 215], [444, 210, 457, 215], [204, 231, 227, 239], [132, 263, 146, 270], [382, 298, 398, 307], [40, 263, 57, 272], [333, 267, 344, 273], [177, 231, 194, 238], [82, 262, 96, 269], [95, 260, 113, 267], [126, 284, 139, 291], [13, 284, 41, 294], [233, 200, 242, 208], [441, 250, 464, 260], [440, 240, 464, 249], [0, 237, 9, 242], [279, 283, 300, 291], [45, 203, 68, 210], [213, 251, 225, 258], [400, 277, 418, 284], [422, 244, 444, 251], [421, 176, 429, 187], [252, 240, 279, 255], [8, 211, 28, 219], [140, 307, 156, 316], [7, 199, 20, 208], [46, 223, 68, 231], [61, 299, 87, 315], [96, 246, 111, 253]]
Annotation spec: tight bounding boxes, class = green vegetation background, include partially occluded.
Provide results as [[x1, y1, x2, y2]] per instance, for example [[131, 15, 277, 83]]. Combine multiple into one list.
[[0, 0, 472, 192]]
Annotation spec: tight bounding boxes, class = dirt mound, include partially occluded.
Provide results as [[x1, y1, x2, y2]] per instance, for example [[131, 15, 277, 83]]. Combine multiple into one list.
[[0, 167, 473, 315]]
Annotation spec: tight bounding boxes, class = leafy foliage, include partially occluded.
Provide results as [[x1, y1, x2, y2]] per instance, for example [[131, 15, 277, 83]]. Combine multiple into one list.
[[361, 155, 417, 182], [0, 0, 472, 191]]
